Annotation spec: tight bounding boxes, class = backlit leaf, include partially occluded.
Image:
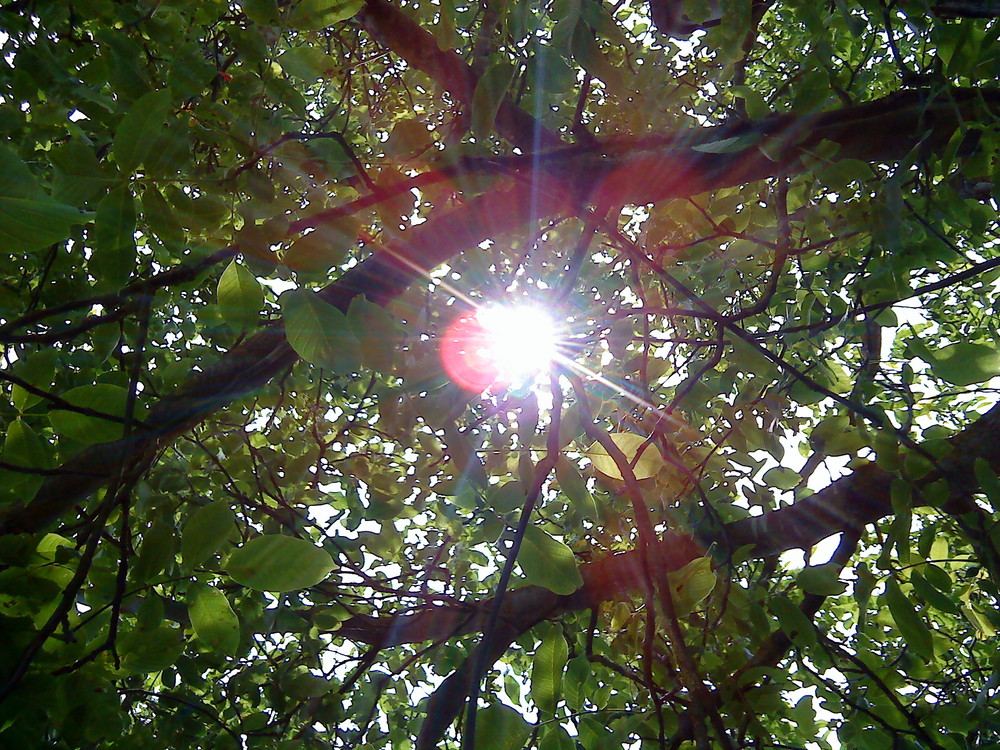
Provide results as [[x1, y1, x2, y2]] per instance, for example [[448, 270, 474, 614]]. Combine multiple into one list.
[[188, 584, 240, 655], [584, 433, 663, 480], [281, 289, 361, 374], [48, 384, 134, 444], [287, 0, 364, 29], [928, 342, 1000, 386], [571, 23, 626, 97], [810, 416, 866, 455], [530, 622, 568, 716], [2, 419, 51, 490], [347, 294, 401, 373], [92, 185, 137, 289], [518, 525, 582, 595], [471, 59, 516, 139], [0, 145, 88, 253], [796, 563, 847, 597], [217, 261, 263, 331], [487, 481, 525, 513], [112, 89, 173, 173], [555, 455, 598, 519], [763, 466, 800, 490], [182, 501, 238, 569], [472, 703, 531, 750], [50, 139, 115, 207], [669, 556, 717, 615], [693, 134, 761, 153], [120, 625, 185, 674], [909, 570, 960, 615], [884, 579, 934, 659], [282, 218, 357, 275], [226, 535, 336, 592], [135, 521, 176, 582]]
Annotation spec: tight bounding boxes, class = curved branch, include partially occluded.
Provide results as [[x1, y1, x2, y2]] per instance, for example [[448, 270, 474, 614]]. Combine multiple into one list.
[[356, 0, 564, 150], [2, 87, 995, 537], [334, 400, 1000, 650]]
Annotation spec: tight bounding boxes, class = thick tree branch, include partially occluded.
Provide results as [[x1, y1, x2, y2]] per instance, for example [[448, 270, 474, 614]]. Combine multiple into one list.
[[933, 0, 1000, 18], [334, 400, 1000, 649], [356, 0, 564, 150], [2, 87, 996, 537]]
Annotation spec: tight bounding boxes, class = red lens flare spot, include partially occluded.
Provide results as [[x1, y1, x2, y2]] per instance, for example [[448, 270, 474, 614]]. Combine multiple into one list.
[[441, 314, 500, 392]]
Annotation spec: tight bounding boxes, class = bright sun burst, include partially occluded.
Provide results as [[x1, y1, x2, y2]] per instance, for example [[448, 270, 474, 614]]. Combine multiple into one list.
[[441, 304, 559, 392]]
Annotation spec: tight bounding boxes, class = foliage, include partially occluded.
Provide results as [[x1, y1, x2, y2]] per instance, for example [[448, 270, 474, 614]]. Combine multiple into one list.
[[0, 0, 999, 748]]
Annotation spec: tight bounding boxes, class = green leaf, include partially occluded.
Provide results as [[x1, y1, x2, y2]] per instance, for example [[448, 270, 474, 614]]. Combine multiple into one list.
[[518, 525, 582, 595], [112, 89, 173, 173], [141, 186, 185, 249], [530, 622, 568, 715], [0, 143, 47, 199], [10, 348, 56, 412], [471, 59, 516, 139], [283, 218, 357, 275], [287, 0, 364, 29], [570, 22, 626, 97], [92, 185, 137, 289], [281, 289, 361, 374], [669, 556, 717, 615], [770, 594, 817, 649], [974, 458, 1000, 506], [538, 726, 575, 750], [135, 521, 177, 582], [217, 261, 263, 331], [692, 133, 761, 153], [0, 145, 88, 254], [923, 563, 953, 592], [909, 570, 961, 615], [584, 433, 663, 480], [146, 119, 192, 177], [279, 46, 334, 81], [762, 466, 800, 490], [810, 416, 866, 455], [285, 672, 333, 700], [883, 579, 934, 659], [555, 455, 598, 519], [181, 501, 238, 569], [385, 119, 432, 160], [347, 295, 401, 373], [487, 481, 526, 513], [472, 703, 531, 750], [2, 419, 51, 489], [188, 584, 241, 655], [50, 139, 116, 207], [120, 625, 185, 674], [928, 342, 1000, 386], [241, 0, 280, 24], [796, 563, 847, 597], [226, 534, 336, 592], [48, 384, 134, 444], [963, 603, 997, 639]]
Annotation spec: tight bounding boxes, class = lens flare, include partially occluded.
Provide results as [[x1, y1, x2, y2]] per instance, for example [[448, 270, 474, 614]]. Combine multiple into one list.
[[441, 305, 558, 392]]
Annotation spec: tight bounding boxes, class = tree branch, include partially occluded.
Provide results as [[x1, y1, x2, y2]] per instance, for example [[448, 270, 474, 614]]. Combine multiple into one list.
[[333, 400, 1000, 649], [356, 0, 564, 150], [2, 87, 995, 537]]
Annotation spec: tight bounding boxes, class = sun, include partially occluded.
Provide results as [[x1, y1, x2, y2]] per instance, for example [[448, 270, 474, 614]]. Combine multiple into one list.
[[440, 304, 560, 392]]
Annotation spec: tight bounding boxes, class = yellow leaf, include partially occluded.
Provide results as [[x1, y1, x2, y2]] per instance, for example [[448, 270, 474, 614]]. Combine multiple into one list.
[[668, 556, 716, 617], [584, 433, 663, 480]]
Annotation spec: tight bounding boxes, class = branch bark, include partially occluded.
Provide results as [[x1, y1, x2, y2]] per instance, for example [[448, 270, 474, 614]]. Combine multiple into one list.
[[1, 87, 996, 536], [356, 0, 564, 150], [334, 400, 1000, 649]]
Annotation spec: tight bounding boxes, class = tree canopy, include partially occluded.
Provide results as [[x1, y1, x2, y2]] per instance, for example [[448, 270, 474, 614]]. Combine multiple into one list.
[[1, 0, 999, 748]]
